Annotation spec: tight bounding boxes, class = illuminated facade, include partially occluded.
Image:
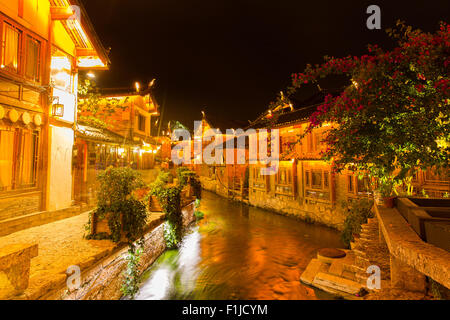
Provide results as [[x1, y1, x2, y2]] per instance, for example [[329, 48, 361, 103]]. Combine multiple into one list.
[[193, 93, 449, 230], [0, 0, 108, 235], [73, 84, 162, 206]]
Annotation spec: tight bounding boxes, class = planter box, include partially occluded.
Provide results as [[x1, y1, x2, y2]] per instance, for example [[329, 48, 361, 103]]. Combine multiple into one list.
[[92, 212, 128, 242], [424, 221, 450, 252], [181, 186, 195, 207], [396, 197, 450, 251], [149, 195, 163, 212]]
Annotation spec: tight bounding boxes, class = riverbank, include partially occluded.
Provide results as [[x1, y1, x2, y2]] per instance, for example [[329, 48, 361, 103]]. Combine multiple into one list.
[[199, 180, 449, 300], [0, 201, 196, 300]]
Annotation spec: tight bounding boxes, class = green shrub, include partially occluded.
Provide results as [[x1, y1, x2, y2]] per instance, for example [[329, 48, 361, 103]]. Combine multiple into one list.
[[341, 198, 374, 248], [176, 167, 202, 199], [194, 210, 204, 220], [164, 221, 179, 249], [87, 167, 148, 244], [121, 240, 145, 299], [149, 171, 183, 247]]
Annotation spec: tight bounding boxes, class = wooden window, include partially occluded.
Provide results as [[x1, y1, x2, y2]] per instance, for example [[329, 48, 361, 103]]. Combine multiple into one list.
[[313, 132, 322, 151], [252, 166, 266, 190], [357, 176, 371, 194], [2, 23, 21, 73], [0, 127, 39, 191], [348, 175, 354, 193], [311, 170, 322, 189], [280, 135, 297, 155], [138, 114, 146, 132], [347, 173, 373, 197], [304, 168, 331, 201], [424, 168, 449, 184], [25, 36, 40, 81], [305, 170, 310, 187], [275, 166, 295, 196]]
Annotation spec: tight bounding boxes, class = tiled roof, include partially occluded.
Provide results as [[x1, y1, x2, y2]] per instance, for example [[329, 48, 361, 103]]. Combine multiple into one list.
[[75, 124, 139, 145], [247, 88, 343, 130]]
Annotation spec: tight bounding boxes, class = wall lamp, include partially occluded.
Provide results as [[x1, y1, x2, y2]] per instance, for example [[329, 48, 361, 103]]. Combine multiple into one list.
[[51, 97, 64, 117]]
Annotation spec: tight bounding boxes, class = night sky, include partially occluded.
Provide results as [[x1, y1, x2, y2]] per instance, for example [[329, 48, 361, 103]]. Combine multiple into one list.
[[80, 0, 449, 130]]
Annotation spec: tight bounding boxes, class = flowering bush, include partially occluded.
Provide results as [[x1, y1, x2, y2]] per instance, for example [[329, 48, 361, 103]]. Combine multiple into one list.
[[282, 21, 449, 183]]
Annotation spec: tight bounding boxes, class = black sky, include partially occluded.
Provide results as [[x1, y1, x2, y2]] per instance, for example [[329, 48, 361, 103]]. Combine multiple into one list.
[[80, 0, 449, 130]]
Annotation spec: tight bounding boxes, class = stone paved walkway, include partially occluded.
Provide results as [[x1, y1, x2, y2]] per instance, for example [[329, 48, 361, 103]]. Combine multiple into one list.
[[0, 210, 165, 299]]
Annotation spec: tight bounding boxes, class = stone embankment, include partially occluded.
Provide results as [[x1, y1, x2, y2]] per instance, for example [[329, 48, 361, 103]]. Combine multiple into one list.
[[0, 202, 195, 300], [301, 203, 450, 300]]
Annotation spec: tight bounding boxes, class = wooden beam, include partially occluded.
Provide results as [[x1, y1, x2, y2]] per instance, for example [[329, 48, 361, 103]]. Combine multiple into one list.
[[76, 48, 98, 57], [50, 6, 73, 20]]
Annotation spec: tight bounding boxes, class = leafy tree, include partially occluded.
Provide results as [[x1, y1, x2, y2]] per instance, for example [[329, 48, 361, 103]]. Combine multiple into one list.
[[280, 21, 449, 188], [77, 77, 127, 129]]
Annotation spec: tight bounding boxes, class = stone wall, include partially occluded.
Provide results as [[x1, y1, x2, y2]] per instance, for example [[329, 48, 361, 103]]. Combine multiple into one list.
[[0, 192, 41, 222], [45, 201, 196, 300], [249, 188, 346, 230], [199, 176, 228, 198], [248, 161, 347, 230]]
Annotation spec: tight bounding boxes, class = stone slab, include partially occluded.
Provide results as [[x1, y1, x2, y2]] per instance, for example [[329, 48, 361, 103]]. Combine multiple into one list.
[[313, 272, 363, 295], [300, 259, 326, 286]]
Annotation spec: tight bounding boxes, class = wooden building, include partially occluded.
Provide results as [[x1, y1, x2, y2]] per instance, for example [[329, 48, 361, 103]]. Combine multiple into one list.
[[0, 0, 109, 236], [191, 90, 449, 230], [245, 91, 449, 229]]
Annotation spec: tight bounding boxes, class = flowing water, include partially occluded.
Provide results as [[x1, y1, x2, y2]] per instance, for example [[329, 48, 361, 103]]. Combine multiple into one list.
[[136, 191, 345, 300]]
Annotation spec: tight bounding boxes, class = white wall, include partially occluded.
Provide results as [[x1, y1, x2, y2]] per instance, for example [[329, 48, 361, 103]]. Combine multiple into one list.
[[47, 125, 74, 211]]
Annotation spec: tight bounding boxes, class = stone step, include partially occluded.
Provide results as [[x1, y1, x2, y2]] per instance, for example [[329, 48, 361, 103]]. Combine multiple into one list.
[[355, 272, 369, 286], [313, 272, 363, 296], [0, 207, 84, 237], [361, 225, 378, 231], [359, 235, 373, 241], [352, 248, 367, 257], [300, 259, 328, 286], [355, 256, 371, 268], [328, 261, 344, 277], [353, 265, 367, 274], [343, 263, 360, 274], [341, 270, 356, 282]]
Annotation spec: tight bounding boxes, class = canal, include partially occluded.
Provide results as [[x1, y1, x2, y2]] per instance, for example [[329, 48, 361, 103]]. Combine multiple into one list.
[[136, 191, 345, 300]]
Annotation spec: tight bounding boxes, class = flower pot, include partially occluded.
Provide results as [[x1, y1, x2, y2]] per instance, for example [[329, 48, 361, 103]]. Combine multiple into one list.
[[149, 195, 163, 212], [93, 212, 128, 242], [383, 197, 396, 208]]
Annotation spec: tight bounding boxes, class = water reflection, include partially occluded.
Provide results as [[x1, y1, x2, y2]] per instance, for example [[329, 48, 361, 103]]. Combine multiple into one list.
[[136, 191, 344, 300]]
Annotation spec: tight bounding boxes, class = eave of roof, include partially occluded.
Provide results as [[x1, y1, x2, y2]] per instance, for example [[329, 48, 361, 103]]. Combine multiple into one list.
[[75, 124, 139, 146]]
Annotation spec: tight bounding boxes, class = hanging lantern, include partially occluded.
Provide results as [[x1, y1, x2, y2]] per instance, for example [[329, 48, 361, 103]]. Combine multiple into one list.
[[34, 114, 42, 126], [9, 109, 19, 123], [22, 112, 31, 125], [51, 97, 64, 117]]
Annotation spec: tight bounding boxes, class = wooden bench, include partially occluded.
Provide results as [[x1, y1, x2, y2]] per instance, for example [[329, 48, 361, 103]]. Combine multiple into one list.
[[0, 244, 38, 298]]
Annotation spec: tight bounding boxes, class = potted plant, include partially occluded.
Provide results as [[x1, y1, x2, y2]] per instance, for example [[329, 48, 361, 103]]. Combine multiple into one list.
[[87, 167, 148, 243], [378, 178, 396, 208], [148, 171, 174, 212]]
